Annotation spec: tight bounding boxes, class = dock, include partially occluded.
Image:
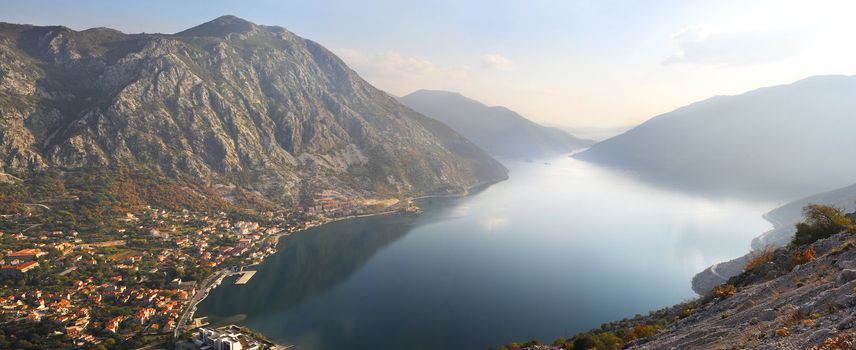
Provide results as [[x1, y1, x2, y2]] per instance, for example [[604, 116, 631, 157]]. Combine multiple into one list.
[[234, 270, 257, 285], [191, 317, 210, 328]]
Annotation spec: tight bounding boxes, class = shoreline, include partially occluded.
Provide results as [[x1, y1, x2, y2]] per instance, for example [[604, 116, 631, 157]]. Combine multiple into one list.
[[177, 183, 492, 342], [691, 205, 787, 295]]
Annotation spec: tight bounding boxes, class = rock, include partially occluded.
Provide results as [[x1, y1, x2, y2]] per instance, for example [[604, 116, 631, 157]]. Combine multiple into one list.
[[838, 269, 856, 284], [808, 329, 834, 344], [835, 259, 856, 269], [833, 294, 853, 308], [758, 309, 777, 322]]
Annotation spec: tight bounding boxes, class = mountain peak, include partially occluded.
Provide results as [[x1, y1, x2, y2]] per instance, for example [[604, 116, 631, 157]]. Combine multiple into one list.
[[404, 90, 484, 106], [176, 15, 257, 37], [410, 89, 465, 98], [0, 18, 507, 203]]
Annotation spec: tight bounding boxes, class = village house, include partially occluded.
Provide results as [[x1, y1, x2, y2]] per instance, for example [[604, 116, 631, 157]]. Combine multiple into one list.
[[6, 248, 47, 260], [1, 260, 39, 276]]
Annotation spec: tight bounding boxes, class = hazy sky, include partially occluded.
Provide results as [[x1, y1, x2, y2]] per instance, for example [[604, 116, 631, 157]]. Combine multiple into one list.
[[2, 0, 855, 127]]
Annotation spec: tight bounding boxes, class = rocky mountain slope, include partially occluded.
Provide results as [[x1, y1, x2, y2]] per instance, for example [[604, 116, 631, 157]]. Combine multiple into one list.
[[575, 75, 856, 200], [399, 90, 594, 159], [0, 16, 507, 205]]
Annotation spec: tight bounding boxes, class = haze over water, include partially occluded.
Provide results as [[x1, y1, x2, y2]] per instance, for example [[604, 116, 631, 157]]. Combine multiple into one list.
[[197, 156, 774, 350]]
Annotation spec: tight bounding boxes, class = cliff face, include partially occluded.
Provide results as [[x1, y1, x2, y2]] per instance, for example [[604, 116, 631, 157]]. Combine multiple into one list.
[[0, 16, 507, 204]]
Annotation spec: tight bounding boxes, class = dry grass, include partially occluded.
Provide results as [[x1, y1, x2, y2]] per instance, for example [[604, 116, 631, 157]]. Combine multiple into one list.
[[712, 284, 736, 298], [808, 334, 855, 350], [746, 249, 775, 271], [791, 247, 816, 266], [824, 238, 856, 257]]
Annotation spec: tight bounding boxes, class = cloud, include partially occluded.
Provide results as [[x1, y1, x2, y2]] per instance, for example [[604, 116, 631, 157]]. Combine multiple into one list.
[[335, 49, 440, 78], [333, 48, 474, 95], [663, 26, 806, 66], [481, 54, 514, 70]]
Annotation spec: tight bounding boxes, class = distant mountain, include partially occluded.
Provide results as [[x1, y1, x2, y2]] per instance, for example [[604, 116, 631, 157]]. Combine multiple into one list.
[[398, 90, 594, 159], [575, 75, 856, 200], [0, 16, 507, 205], [552, 125, 635, 142]]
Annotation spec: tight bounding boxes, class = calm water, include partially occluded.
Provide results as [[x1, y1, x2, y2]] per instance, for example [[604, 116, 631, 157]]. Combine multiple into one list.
[[197, 157, 774, 349]]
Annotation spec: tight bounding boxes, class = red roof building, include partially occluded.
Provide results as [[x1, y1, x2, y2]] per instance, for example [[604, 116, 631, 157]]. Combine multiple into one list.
[[7, 249, 46, 260], [1, 261, 39, 274]]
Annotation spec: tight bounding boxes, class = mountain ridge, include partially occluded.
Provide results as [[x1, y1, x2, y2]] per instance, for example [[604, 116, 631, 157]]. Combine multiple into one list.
[[575, 74, 856, 200], [399, 89, 594, 159], [0, 16, 508, 206]]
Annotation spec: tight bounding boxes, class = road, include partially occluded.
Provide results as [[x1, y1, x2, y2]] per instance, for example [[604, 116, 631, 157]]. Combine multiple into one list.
[[174, 269, 230, 338]]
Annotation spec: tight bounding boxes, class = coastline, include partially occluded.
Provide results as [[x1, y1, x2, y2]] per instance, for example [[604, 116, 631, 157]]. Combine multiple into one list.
[[691, 205, 789, 294], [176, 183, 493, 343]]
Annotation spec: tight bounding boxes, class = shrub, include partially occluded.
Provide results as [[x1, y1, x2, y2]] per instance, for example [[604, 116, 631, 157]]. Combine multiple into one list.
[[597, 332, 624, 350], [791, 247, 815, 266], [523, 339, 540, 347], [632, 324, 659, 338], [572, 334, 605, 350], [678, 306, 695, 319], [712, 284, 736, 298], [808, 334, 855, 350], [792, 205, 855, 246], [745, 250, 775, 270]]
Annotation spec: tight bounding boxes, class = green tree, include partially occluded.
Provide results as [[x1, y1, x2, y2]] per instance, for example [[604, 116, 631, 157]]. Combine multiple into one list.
[[573, 334, 605, 350], [792, 204, 855, 246], [597, 332, 624, 350]]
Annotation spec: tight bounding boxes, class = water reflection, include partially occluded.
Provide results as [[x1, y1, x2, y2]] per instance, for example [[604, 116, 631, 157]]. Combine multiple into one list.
[[197, 157, 774, 350], [200, 214, 423, 319]]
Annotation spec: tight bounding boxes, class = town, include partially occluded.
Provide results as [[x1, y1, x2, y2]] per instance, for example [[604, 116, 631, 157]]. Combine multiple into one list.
[[0, 185, 413, 349]]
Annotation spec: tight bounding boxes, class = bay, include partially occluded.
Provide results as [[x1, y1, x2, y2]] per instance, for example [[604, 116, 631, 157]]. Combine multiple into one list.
[[197, 156, 774, 349]]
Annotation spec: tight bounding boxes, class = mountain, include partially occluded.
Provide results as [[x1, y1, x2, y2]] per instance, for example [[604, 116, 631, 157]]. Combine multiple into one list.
[[398, 90, 594, 159], [552, 125, 635, 142], [575, 75, 856, 200], [0, 16, 507, 205]]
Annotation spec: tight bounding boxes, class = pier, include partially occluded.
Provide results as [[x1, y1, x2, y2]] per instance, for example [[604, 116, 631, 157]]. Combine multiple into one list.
[[234, 270, 257, 285]]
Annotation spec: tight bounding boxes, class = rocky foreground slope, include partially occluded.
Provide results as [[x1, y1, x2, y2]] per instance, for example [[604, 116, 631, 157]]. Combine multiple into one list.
[[630, 232, 856, 349], [693, 183, 856, 295], [0, 16, 507, 204], [508, 217, 856, 350]]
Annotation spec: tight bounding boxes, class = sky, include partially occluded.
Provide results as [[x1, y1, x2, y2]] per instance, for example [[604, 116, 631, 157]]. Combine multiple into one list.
[[2, 0, 856, 127]]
